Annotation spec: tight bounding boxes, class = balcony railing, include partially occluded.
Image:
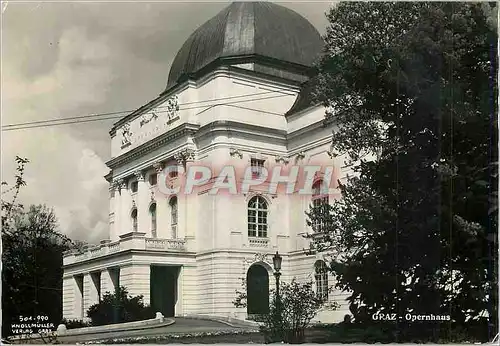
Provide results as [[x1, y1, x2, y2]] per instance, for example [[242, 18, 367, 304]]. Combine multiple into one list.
[[248, 237, 270, 248], [145, 238, 185, 250], [63, 232, 187, 266]]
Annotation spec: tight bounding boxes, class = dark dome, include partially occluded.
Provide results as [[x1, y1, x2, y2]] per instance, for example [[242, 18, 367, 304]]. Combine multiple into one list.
[[166, 1, 323, 89]]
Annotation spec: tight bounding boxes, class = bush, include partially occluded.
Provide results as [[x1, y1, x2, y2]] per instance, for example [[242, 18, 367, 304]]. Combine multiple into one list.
[[60, 318, 91, 329], [87, 286, 154, 326], [260, 280, 337, 344]]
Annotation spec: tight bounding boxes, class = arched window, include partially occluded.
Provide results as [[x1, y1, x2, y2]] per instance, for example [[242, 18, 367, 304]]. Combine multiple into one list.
[[131, 208, 138, 233], [150, 203, 157, 238], [248, 196, 268, 238], [314, 260, 328, 301], [170, 197, 178, 239], [312, 180, 329, 232]]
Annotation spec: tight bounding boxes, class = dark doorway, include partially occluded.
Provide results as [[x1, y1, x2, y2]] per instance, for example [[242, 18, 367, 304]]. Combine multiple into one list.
[[246, 264, 269, 315], [150, 266, 179, 317]]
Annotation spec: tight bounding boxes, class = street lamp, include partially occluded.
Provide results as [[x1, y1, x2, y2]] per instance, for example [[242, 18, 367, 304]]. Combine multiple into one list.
[[272, 251, 282, 317]]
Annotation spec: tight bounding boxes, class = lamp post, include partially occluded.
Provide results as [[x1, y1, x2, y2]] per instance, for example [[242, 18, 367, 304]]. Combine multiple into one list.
[[272, 251, 282, 324]]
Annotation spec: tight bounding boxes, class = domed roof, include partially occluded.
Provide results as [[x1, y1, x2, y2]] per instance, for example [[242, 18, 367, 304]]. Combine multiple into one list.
[[166, 1, 323, 89]]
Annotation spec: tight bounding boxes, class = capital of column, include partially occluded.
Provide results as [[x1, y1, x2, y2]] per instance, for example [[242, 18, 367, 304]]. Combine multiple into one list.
[[117, 179, 126, 191], [153, 162, 164, 173], [134, 170, 145, 181], [174, 148, 196, 165], [112, 180, 120, 191], [295, 151, 306, 163]]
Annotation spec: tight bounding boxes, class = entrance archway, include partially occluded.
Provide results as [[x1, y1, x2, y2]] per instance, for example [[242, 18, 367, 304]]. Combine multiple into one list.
[[246, 264, 269, 315], [150, 266, 179, 317]]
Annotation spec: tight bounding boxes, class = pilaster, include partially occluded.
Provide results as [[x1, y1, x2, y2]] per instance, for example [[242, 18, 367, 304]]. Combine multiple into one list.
[[135, 171, 149, 236], [120, 264, 151, 305], [111, 182, 121, 242], [83, 274, 92, 319], [175, 149, 195, 239], [119, 179, 130, 236], [73, 275, 84, 320], [89, 272, 100, 306], [62, 277, 74, 320], [100, 268, 113, 297]]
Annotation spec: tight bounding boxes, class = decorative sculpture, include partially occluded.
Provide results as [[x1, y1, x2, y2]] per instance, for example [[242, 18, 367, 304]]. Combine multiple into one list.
[[275, 155, 290, 164], [134, 171, 145, 181], [121, 123, 132, 147], [244, 252, 269, 264], [153, 162, 164, 173], [166, 95, 180, 120], [229, 147, 243, 159], [139, 95, 178, 127]]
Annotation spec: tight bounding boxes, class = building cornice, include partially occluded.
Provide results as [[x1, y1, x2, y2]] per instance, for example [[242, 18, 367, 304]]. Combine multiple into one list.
[[110, 65, 301, 136], [164, 54, 313, 94], [286, 103, 323, 120], [287, 136, 333, 158], [195, 120, 286, 143], [63, 249, 196, 271], [106, 123, 199, 169], [287, 118, 330, 141]]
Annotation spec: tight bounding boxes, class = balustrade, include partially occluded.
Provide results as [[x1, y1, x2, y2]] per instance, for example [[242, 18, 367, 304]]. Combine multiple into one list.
[[63, 235, 187, 265]]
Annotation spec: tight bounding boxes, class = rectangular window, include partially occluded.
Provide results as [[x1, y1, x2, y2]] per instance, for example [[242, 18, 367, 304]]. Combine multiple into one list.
[[248, 209, 268, 238], [312, 198, 329, 233], [131, 181, 138, 193], [149, 174, 157, 186], [251, 159, 265, 179]]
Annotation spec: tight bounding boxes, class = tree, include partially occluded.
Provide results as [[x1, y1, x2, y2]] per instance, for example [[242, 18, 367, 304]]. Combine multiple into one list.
[[2, 204, 73, 337], [233, 279, 338, 343], [1, 156, 29, 234], [87, 287, 154, 326], [308, 2, 497, 341], [2, 157, 82, 337]]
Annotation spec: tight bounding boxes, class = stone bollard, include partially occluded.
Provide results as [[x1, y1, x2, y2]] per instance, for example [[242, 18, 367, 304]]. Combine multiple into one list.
[[56, 324, 67, 334], [155, 312, 164, 323]]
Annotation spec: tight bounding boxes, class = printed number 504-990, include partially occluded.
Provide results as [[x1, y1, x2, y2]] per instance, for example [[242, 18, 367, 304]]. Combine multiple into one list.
[[19, 315, 48, 322]]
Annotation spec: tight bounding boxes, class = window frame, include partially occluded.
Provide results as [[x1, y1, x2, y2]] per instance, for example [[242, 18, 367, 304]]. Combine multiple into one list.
[[311, 180, 329, 233], [250, 158, 265, 179], [314, 260, 329, 301], [248, 196, 269, 238], [131, 181, 138, 193], [169, 196, 178, 239], [149, 203, 157, 238], [131, 208, 138, 233], [149, 173, 158, 186]]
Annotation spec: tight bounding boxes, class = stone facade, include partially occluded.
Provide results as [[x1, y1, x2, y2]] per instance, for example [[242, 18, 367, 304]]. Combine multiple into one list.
[[62, 3, 352, 324]]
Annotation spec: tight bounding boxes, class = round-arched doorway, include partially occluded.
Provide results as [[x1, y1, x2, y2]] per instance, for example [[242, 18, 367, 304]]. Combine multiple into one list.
[[246, 264, 270, 316]]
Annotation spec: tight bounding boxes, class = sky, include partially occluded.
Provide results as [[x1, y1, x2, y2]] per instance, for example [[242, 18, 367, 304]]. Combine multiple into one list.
[[1, 1, 333, 243]]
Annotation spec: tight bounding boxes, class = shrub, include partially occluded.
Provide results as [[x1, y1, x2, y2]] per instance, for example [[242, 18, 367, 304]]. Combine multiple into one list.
[[60, 318, 91, 329], [87, 286, 154, 326], [234, 278, 338, 344]]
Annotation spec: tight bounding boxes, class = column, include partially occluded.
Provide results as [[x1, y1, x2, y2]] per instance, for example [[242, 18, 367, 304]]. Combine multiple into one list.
[[174, 148, 195, 239], [119, 264, 151, 305], [119, 179, 130, 235], [100, 269, 113, 297], [74, 275, 84, 320], [112, 182, 121, 242], [62, 276, 74, 320], [109, 184, 116, 241], [90, 272, 101, 304], [135, 171, 149, 236], [152, 162, 164, 237], [83, 273, 93, 319]]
